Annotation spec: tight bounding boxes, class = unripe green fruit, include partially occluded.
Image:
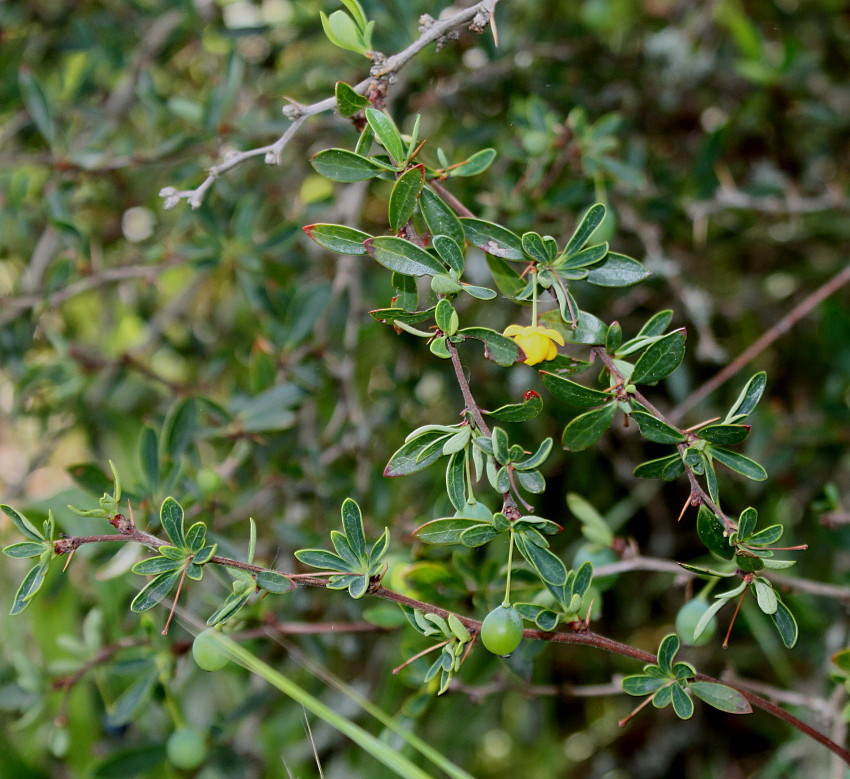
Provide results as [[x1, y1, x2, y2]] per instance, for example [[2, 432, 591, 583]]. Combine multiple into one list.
[[192, 628, 229, 671], [480, 604, 524, 656], [676, 598, 717, 646], [166, 728, 207, 770]]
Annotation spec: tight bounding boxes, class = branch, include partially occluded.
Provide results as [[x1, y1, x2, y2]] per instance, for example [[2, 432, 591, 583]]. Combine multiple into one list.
[[160, 0, 500, 210]]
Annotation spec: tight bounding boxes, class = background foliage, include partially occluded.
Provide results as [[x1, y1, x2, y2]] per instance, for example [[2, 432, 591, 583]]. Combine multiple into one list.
[[2, 0, 850, 776]]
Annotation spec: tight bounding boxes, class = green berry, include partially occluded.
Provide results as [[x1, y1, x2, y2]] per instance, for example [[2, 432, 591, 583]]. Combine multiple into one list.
[[166, 728, 207, 770], [480, 604, 524, 656], [676, 598, 717, 646], [192, 628, 229, 671]]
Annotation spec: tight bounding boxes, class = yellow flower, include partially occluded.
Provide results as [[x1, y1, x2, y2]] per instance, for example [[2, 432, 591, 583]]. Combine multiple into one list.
[[503, 324, 565, 366]]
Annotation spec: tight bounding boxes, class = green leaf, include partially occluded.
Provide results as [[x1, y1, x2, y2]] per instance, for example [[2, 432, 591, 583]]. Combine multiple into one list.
[[138, 426, 159, 492], [105, 671, 157, 729], [631, 329, 687, 385], [563, 204, 606, 256], [491, 427, 510, 464], [657, 633, 679, 674], [163, 398, 197, 461], [460, 218, 525, 260], [348, 574, 370, 599], [637, 310, 674, 338], [132, 556, 183, 575], [432, 235, 465, 275], [460, 524, 501, 547], [388, 164, 425, 232], [484, 391, 543, 422], [725, 372, 767, 423], [294, 549, 352, 572], [622, 675, 669, 696], [365, 108, 406, 164], [385, 431, 449, 477], [414, 518, 490, 545], [67, 463, 113, 498], [485, 254, 526, 296], [193, 544, 217, 565], [514, 603, 559, 631], [521, 232, 548, 262], [10, 562, 48, 615], [419, 187, 465, 248], [539, 372, 612, 408], [310, 148, 384, 182], [514, 438, 553, 470], [697, 505, 734, 560], [364, 236, 445, 277], [1, 505, 43, 542], [185, 522, 206, 553], [709, 447, 768, 481], [633, 453, 684, 480], [515, 532, 567, 585], [697, 424, 750, 445], [434, 298, 457, 336], [19, 68, 57, 146], [160, 497, 185, 548], [747, 524, 784, 546], [460, 327, 525, 366], [770, 598, 798, 648], [671, 684, 694, 719], [445, 451, 467, 512], [606, 322, 623, 353], [585, 253, 650, 287], [335, 81, 369, 117], [561, 403, 616, 451], [257, 571, 293, 594], [340, 0, 368, 31], [320, 10, 370, 56], [630, 410, 686, 444], [341, 498, 367, 561], [303, 223, 370, 255], [3, 541, 47, 559], [735, 550, 764, 572], [206, 588, 253, 626], [559, 242, 608, 271], [516, 469, 545, 493], [737, 507, 758, 540], [566, 493, 613, 546], [689, 682, 752, 714], [451, 148, 496, 177], [130, 569, 183, 613], [370, 307, 434, 326]]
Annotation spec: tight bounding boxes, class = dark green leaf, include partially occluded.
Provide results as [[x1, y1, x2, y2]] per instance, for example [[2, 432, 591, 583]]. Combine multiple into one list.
[[747, 524, 784, 546], [1, 505, 43, 542], [160, 497, 185, 547], [294, 549, 352, 572], [163, 398, 197, 461], [637, 310, 674, 338], [585, 252, 650, 287], [388, 164, 425, 231], [514, 603, 559, 631], [335, 80, 369, 117], [689, 682, 752, 714], [737, 507, 758, 540], [67, 463, 113, 497], [310, 148, 384, 182], [631, 329, 687, 385], [559, 242, 608, 270], [514, 438, 553, 470], [460, 524, 501, 547], [561, 403, 616, 451], [697, 424, 750, 445], [516, 469, 546, 493], [348, 574, 370, 599], [697, 505, 734, 560], [414, 518, 490, 545], [206, 588, 253, 626], [364, 236, 445, 277], [631, 410, 686, 444], [485, 254, 526, 296], [432, 235, 464, 275], [19, 68, 57, 146], [341, 498, 366, 560], [515, 532, 568, 585], [303, 223, 370, 254], [770, 598, 798, 648], [105, 671, 157, 729], [606, 322, 623, 353], [139, 426, 159, 492], [671, 684, 694, 719], [539, 372, 612, 408], [331, 531, 360, 569], [10, 562, 48, 615], [446, 451, 466, 512], [540, 310, 608, 345], [461, 218, 525, 260], [256, 571, 293, 593], [622, 675, 669, 696], [709, 447, 768, 481], [460, 327, 525, 366], [131, 556, 183, 575], [130, 569, 182, 613], [365, 107, 405, 164], [419, 187, 465, 248], [633, 453, 684, 480], [451, 148, 496, 177], [657, 633, 679, 674], [521, 232, 548, 262], [563, 204, 606, 256], [736, 551, 764, 572], [185, 522, 206, 553], [384, 431, 448, 477], [192, 544, 217, 565], [369, 307, 434, 325], [485, 391, 543, 422], [725, 372, 767, 423]]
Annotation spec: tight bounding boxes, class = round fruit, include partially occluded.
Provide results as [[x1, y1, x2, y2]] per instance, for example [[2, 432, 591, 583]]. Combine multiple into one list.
[[192, 628, 229, 671], [676, 598, 717, 646], [480, 604, 524, 656], [166, 728, 207, 770]]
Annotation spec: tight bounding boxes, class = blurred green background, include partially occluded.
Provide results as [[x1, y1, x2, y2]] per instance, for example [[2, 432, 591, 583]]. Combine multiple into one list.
[[2, 0, 850, 776]]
